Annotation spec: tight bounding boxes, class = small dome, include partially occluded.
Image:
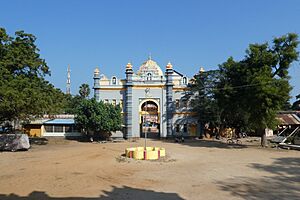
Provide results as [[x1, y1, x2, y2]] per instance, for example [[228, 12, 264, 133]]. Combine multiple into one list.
[[126, 62, 132, 69], [137, 58, 163, 76], [166, 62, 173, 69], [199, 67, 205, 73], [94, 67, 100, 75]]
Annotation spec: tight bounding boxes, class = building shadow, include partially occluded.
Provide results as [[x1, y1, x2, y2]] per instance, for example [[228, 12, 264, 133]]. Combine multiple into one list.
[[29, 137, 48, 145], [0, 186, 184, 200], [64, 135, 92, 143], [216, 157, 300, 200]]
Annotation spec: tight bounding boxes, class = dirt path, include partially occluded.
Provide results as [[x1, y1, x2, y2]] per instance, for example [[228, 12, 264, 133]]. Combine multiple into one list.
[[0, 138, 299, 199]]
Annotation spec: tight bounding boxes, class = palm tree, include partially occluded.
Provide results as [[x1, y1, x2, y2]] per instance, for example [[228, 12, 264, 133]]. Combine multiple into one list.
[[79, 83, 90, 99]]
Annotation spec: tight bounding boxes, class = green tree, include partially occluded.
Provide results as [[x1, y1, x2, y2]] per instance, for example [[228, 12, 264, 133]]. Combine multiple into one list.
[[64, 94, 83, 114], [292, 94, 300, 110], [63, 84, 91, 114], [79, 83, 90, 98], [189, 69, 221, 136], [216, 57, 252, 133], [74, 98, 122, 140], [0, 27, 67, 123], [217, 33, 299, 146]]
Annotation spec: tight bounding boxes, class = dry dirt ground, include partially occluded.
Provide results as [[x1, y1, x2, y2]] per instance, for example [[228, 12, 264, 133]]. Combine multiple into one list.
[[0, 138, 299, 200]]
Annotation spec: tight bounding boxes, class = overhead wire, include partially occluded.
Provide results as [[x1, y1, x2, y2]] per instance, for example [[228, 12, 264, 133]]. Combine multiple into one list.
[[195, 79, 284, 91]]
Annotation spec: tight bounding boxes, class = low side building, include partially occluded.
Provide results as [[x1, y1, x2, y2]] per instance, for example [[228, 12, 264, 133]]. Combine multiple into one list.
[[24, 115, 81, 137], [43, 118, 81, 137]]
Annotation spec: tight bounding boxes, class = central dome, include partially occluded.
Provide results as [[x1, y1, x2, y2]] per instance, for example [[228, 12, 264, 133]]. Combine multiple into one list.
[[136, 57, 164, 77]]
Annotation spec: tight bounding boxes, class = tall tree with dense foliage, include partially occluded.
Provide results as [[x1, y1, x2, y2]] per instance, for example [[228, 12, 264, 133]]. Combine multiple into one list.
[[189, 69, 221, 134], [0, 27, 67, 122], [64, 94, 83, 114], [64, 84, 92, 114], [217, 33, 299, 146], [74, 98, 122, 140]]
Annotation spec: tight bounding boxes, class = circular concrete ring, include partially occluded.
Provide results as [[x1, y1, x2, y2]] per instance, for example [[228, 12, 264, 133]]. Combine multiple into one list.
[[125, 147, 166, 160]]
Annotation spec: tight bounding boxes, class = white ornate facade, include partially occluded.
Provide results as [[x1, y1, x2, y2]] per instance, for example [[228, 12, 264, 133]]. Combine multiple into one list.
[[93, 57, 199, 138]]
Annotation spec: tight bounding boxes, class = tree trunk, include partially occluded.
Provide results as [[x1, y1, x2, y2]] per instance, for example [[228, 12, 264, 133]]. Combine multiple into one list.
[[260, 129, 268, 147]]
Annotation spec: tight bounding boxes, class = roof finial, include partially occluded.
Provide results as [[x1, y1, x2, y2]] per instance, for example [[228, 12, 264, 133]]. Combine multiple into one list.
[[199, 67, 205, 73], [148, 53, 152, 60], [94, 66, 100, 75], [126, 62, 132, 69], [166, 62, 173, 69]]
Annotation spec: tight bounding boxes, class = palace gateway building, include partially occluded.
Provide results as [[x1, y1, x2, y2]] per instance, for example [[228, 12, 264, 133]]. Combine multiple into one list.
[[93, 57, 200, 138]]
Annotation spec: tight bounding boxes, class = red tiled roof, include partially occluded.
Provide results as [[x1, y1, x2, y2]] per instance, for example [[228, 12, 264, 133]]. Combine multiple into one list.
[[277, 114, 300, 125]]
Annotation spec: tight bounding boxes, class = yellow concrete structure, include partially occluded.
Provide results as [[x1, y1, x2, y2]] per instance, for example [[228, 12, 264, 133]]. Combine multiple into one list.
[[23, 124, 42, 137], [125, 147, 166, 160]]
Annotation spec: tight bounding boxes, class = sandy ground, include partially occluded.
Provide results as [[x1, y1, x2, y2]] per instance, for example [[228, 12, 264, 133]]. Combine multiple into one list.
[[0, 138, 299, 200]]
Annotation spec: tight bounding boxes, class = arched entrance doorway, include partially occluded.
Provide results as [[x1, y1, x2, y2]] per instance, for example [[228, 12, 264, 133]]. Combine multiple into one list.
[[140, 100, 160, 138]]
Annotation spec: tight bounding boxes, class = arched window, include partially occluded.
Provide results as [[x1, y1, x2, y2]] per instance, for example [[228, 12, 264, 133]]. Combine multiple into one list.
[[147, 73, 152, 81], [175, 124, 180, 133], [112, 77, 117, 85], [183, 124, 188, 132], [182, 77, 187, 85]]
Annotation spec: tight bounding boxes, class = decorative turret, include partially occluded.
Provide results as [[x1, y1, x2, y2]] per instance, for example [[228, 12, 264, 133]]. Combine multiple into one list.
[[199, 67, 205, 73], [93, 66, 100, 101], [125, 62, 134, 138], [94, 67, 100, 76], [165, 62, 174, 137], [166, 62, 173, 69], [125, 62, 134, 83], [165, 62, 174, 84], [126, 62, 132, 70]]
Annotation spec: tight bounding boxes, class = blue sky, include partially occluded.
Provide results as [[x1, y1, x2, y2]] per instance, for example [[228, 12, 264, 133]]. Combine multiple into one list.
[[1, 0, 300, 101]]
